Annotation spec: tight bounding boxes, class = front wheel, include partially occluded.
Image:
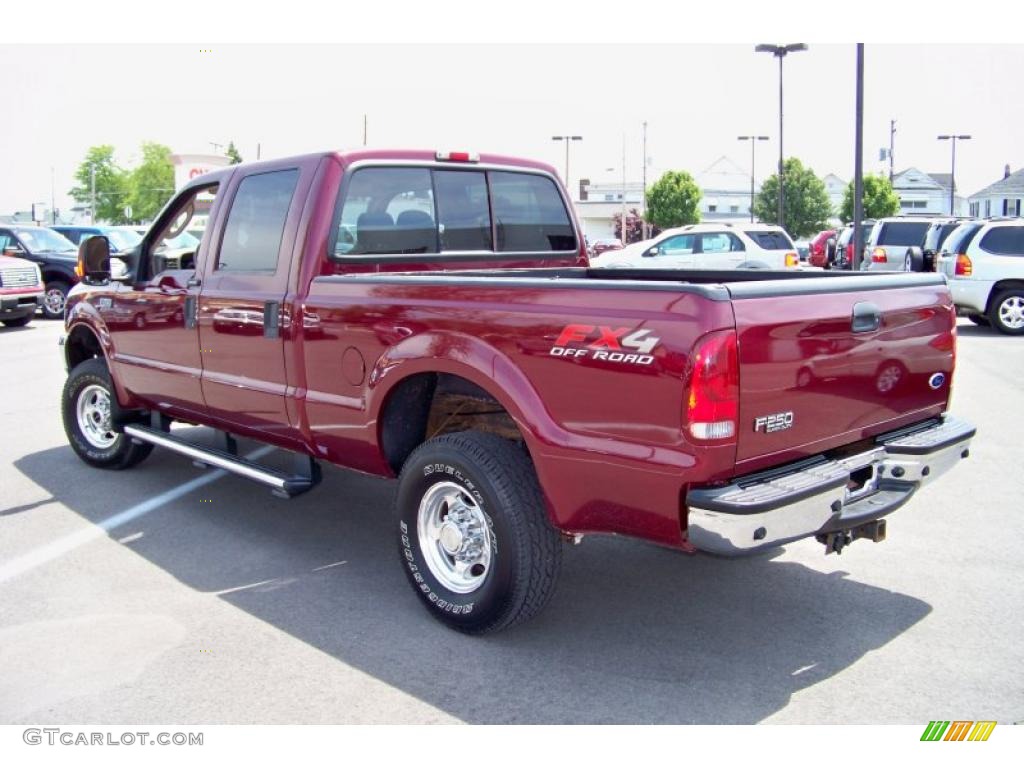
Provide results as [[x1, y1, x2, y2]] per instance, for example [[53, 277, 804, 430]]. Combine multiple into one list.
[[989, 290, 1024, 335], [42, 280, 70, 320], [395, 431, 562, 634], [2, 315, 32, 328], [62, 358, 153, 469]]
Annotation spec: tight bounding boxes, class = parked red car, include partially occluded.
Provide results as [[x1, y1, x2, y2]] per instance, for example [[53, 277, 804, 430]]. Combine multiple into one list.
[[808, 229, 836, 268]]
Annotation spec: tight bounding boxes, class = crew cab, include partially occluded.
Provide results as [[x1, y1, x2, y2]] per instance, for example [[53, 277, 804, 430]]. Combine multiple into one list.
[[60, 149, 975, 634], [0, 225, 80, 318], [0, 254, 44, 327]]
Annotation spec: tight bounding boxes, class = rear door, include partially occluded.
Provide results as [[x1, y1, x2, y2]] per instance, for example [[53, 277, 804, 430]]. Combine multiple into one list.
[[694, 231, 745, 269], [197, 162, 311, 442], [727, 276, 955, 471]]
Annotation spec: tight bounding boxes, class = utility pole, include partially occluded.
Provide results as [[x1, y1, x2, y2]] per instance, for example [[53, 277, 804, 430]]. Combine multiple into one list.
[[621, 134, 627, 246], [937, 134, 971, 216], [889, 119, 896, 182], [50, 166, 56, 224], [363, 114, 368, 146], [90, 164, 97, 225], [256, 143, 261, 160], [551, 135, 582, 194], [853, 44, 865, 271], [756, 43, 807, 231], [641, 121, 648, 239], [738, 135, 770, 222]]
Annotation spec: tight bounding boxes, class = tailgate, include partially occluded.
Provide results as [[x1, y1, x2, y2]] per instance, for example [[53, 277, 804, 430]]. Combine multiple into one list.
[[727, 274, 955, 471]]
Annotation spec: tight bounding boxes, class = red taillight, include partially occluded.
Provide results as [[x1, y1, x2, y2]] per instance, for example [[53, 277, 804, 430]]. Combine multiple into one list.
[[435, 150, 479, 163], [954, 253, 972, 277], [871, 247, 887, 263], [686, 330, 739, 442]]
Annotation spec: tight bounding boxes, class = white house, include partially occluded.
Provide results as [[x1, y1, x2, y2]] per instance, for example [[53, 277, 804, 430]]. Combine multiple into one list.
[[696, 156, 758, 221], [968, 165, 1024, 218], [891, 168, 966, 216], [822, 173, 846, 219]]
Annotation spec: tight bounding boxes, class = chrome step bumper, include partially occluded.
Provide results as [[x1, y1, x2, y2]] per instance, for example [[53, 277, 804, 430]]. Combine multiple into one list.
[[685, 415, 975, 556]]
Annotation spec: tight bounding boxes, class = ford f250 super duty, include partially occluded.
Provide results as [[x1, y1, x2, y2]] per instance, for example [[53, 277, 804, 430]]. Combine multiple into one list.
[[61, 149, 975, 633]]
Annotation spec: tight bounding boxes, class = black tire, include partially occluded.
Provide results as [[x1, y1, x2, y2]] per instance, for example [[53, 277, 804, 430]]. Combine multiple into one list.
[[42, 280, 70, 320], [2, 315, 32, 327], [62, 358, 153, 469], [395, 430, 562, 634], [967, 314, 990, 327], [904, 250, 925, 272], [988, 289, 1024, 336]]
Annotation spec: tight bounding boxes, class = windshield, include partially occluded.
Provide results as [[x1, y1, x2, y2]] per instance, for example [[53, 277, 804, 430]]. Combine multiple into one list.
[[14, 228, 77, 254], [105, 229, 142, 250], [162, 232, 200, 249]]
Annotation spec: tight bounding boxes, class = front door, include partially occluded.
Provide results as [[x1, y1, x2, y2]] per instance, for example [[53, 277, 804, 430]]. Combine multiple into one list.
[[197, 165, 305, 445]]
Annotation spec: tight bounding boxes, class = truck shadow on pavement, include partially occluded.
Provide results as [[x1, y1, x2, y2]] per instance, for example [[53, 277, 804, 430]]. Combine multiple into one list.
[[14, 433, 932, 724]]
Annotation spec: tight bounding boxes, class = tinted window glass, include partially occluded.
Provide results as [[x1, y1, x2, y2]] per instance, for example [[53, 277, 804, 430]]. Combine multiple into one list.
[[943, 223, 982, 254], [657, 234, 695, 255], [217, 169, 298, 271], [878, 221, 929, 247], [336, 168, 436, 256], [435, 170, 491, 251], [700, 232, 744, 252], [490, 172, 575, 252], [744, 230, 794, 249], [980, 226, 1024, 256]]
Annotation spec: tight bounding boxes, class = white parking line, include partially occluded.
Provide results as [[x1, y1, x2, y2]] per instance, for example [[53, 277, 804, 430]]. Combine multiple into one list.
[[0, 446, 274, 585]]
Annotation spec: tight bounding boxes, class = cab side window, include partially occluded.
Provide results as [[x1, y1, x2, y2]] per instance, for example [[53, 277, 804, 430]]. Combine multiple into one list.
[[657, 234, 695, 255], [217, 169, 299, 272]]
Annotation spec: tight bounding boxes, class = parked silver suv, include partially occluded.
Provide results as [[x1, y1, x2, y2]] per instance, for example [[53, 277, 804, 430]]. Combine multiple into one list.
[[862, 217, 933, 272]]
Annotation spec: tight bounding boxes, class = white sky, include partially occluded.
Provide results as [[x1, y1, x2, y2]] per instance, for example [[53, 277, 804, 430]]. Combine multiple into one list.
[[2, 15, 1023, 215]]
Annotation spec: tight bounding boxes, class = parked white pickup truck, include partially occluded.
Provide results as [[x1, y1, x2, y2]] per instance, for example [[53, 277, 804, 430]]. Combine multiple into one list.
[[936, 218, 1024, 335]]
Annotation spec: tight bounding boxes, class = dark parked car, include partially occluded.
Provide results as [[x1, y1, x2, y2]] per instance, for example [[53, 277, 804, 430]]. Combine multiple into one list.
[[0, 225, 80, 318], [922, 218, 972, 272], [833, 220, 876, 270], [51, 225, 142, 255], [590, 237, 623, 257]]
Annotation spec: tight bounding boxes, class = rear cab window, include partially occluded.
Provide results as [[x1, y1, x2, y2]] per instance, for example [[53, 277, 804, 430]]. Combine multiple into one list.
[[331, 165, 576, 259]]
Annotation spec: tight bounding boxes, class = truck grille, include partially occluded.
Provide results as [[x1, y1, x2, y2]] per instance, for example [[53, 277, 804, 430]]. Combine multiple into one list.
[[0, 266, 40, 289]]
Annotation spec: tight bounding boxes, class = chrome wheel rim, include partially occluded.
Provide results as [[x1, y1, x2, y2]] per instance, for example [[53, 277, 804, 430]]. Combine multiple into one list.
[[76, 384, 117, 449], [904, 254, 912, 272], [44, 287, 65, 315], [417, 481, 492, 594], [998, 296, 1024, 330]]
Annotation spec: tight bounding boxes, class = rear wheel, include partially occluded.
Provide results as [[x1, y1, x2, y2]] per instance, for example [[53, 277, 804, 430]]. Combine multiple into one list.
[[42, 280, 70, 320], [62, 358, 153, 469], [967, 314, 990, 327], [989, 290, 1024, 335], [395, 431, 562, 634]]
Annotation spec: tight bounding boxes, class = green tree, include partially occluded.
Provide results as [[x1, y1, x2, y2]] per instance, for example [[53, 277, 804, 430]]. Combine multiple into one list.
[[645, 170, 701, 229], [69, 145, 129, 223], [126, 142, 176, 223], [753, 157, 833, 237], [839, 173, 900, 222], [226, 141, 243, 165]]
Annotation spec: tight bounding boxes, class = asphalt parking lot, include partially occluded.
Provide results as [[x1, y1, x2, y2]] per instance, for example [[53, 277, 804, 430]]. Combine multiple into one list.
[[1, 317, 1021, 725]]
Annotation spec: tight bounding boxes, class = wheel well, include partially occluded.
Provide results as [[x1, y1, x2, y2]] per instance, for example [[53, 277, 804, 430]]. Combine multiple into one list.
[[65, 325, 104, 371], [987, 280, 1024, 314], [42, 271, 71, 286], [379, 373, 524, 474]]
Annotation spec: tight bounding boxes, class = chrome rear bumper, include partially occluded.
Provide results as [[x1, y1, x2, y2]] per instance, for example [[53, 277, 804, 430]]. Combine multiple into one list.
[[686, 415, 975, 556]]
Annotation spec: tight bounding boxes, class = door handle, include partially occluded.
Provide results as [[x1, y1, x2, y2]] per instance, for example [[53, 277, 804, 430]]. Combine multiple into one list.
[[186, 276, 201, 288], [852, 301, 881, 333], [264, 300, 280, 339]]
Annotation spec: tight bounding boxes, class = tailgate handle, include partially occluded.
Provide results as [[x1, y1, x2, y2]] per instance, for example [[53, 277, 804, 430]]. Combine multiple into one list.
[[851, 301, 881, 333]]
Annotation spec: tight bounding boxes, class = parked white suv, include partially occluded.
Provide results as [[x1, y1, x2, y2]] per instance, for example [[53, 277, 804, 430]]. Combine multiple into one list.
[[590, 223, 800, 270], [936, 218, 1024, 335], [862, 217, 933, 272]]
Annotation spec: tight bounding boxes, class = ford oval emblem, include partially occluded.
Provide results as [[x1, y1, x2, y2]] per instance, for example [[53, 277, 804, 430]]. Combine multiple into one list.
[[928, 373, 946, 390]]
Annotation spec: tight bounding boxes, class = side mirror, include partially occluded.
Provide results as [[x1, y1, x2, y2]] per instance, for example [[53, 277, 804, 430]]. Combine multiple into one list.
[[77, 235, 111, 284], [645, 247, 658, 257]]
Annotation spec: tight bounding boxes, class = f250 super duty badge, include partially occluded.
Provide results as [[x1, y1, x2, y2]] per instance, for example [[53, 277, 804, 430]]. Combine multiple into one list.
[[549, 324, 659, 365], [754, 411, 794, 433]]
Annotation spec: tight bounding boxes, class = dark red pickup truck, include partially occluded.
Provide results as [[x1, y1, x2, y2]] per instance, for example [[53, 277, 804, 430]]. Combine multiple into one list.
[[61, 149, 975, 633]]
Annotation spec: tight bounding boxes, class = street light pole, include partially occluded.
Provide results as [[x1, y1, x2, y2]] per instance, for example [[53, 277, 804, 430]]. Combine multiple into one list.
[[937, 134, 971, 216], [738, 135, 769, 222], [89, 164, 96, 224], [642, 121, 648, 239], [853, 44, 865, 271], [755, 43, 807, 231], [551, 135, 582, 195]]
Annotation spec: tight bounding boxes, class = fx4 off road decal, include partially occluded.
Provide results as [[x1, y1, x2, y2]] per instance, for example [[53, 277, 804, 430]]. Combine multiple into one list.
[[549, 324, 660, 366]]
